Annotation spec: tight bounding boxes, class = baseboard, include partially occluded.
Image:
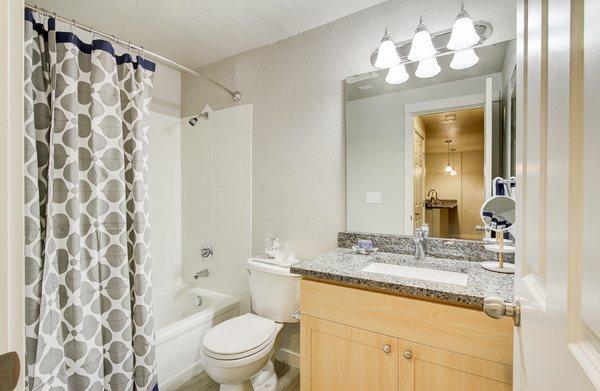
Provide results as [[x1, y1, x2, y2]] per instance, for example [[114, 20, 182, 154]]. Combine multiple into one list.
[[274, 347, 300, 369]]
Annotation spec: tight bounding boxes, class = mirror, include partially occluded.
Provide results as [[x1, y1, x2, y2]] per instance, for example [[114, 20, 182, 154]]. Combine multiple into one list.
[[480, 196, 515, 232], [345, 39, 517, 240]]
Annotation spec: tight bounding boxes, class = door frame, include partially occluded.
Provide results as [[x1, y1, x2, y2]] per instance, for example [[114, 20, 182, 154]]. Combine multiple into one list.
[[0, 0, 25, 388], [403, 92, 499, 234]]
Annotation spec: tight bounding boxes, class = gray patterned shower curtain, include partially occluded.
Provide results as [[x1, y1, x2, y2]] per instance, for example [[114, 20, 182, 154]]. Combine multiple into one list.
[[24, 10, 158, 391]]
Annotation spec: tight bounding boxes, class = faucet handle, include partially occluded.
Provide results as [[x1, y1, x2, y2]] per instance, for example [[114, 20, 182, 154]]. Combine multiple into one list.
[[421, 223, 429, 238]]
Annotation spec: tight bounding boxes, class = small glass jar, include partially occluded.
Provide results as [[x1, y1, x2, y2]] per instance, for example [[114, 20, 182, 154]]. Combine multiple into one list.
[[265, 237, 280, 258]]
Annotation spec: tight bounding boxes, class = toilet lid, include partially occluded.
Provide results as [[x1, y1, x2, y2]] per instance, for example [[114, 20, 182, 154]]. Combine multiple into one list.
[[202, 313, 277, 357]]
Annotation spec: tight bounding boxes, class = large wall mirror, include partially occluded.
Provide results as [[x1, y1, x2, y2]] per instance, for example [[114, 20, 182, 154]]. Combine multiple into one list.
[[346, 39, 516, 240]]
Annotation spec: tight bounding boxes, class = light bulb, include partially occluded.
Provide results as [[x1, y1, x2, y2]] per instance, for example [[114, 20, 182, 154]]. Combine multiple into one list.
[[407, 19, 437, 61], [415, 57, 441, 78], [374, 29, 401, 69], [444, 165, 453, 173], [447, 8, 480, 50], [385, 64, 409, 84], [450, 48, 479, 70], [450, 168, 458, 176]]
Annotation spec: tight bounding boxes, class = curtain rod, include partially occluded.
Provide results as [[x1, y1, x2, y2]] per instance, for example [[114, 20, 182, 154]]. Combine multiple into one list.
[[25, 4, 242, 102]]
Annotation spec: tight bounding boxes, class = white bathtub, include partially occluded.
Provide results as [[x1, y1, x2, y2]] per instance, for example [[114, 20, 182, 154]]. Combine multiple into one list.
[[154, 285, 240, 390]]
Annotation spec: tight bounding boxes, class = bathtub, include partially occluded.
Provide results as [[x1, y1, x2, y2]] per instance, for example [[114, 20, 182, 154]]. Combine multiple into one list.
[[154, 285, 240, 390]]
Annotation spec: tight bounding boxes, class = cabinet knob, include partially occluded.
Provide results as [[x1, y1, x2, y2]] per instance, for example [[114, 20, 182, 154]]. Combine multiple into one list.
[[403, 349, 413, 359], [382, 344, 391, 353]]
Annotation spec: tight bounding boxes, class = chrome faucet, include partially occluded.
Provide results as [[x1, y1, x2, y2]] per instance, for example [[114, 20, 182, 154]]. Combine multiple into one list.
[[194, 269, 210, 279], [413, 228, 426, 260]]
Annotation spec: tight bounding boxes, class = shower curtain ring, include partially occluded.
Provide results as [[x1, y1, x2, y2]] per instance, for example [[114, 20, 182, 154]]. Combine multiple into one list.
[[90, 27, 96, 40], [71, 19, 77, 32], [128, 41, 132, 52]]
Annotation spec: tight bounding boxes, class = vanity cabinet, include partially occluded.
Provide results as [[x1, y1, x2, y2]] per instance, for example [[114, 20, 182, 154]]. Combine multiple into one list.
[[300, 279, 513, 391]]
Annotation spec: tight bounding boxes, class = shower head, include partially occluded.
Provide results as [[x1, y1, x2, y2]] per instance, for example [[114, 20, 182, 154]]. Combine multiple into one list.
[[188, 112, 209, 126]]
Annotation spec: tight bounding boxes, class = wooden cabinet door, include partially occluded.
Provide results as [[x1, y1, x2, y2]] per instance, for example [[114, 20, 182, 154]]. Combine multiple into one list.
[[398, 339, 512, 391], [301, 315, 399, 391]]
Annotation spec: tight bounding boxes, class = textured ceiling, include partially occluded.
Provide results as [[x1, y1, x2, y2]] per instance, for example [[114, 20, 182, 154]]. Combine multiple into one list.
[[420, 107, 485, 153], [27, 0, 388, 69]]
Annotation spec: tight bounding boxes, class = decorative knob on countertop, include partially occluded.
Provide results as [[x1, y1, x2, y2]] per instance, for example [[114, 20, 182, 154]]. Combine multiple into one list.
[[382, 344, 391, 353], [403, 350, 413, 359]]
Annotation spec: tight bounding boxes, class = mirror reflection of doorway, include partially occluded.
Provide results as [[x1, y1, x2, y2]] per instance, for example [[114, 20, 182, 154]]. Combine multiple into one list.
[[414, 108, 485, 240]]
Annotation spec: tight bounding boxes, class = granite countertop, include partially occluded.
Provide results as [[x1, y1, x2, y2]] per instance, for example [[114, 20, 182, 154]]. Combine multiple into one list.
[[290, 248, 513, 308], [425, 199, 458, 209]]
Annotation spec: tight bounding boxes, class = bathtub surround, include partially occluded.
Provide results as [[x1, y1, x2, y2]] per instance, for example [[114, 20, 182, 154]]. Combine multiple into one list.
[[181, 0, 517, 260], [24, 11, 158, 390], [181, 104, 252, 312]]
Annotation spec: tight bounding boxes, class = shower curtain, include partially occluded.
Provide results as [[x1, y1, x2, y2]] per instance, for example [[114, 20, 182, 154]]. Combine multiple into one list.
[[24, 10, 158, 391]]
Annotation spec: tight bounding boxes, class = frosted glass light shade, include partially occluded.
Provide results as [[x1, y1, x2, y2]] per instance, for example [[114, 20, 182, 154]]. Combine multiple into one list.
[[385, 64, 409, 84], [447, 11, 480, 50], [450, 168, 458, 176], [415, 57, 441, 78], [444, 164, 453, 173], [408, 28, 437, 61], [374, 31, 401, 69], [450, 49, 479, 70]]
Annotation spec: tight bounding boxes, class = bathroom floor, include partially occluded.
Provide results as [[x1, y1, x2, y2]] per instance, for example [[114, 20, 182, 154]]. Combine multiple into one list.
[[175, 361, 300, 391]]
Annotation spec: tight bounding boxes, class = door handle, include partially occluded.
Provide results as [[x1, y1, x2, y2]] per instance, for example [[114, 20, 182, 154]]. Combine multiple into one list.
[[0, 351, 20, 391], [484, 296, 521, 326]]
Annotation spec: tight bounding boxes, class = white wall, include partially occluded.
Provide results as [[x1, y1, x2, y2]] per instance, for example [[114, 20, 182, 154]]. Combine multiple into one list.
[[181, 104, 253, 312], [347, 73, 501, 234], [148, 64, 183, 293], [180, 0, 517, 259]]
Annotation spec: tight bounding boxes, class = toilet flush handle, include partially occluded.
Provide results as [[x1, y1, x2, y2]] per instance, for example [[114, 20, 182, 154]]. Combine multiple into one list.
[[291, 310, 301, 320]]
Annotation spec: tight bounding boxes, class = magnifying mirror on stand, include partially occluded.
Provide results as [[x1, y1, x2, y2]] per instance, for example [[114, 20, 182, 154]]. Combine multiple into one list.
[[480, 195, 516, 274]]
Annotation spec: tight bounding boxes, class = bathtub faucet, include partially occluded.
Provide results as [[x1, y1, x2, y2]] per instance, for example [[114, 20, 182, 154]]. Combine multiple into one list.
[[194, 269, 210, 279]]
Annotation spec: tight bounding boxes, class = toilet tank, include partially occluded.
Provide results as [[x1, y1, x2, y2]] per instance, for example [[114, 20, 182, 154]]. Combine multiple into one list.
[[247, 257, 301, 323]]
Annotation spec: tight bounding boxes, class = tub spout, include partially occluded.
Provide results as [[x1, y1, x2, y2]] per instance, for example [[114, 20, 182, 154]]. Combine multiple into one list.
[[194, 269, 209, 279]]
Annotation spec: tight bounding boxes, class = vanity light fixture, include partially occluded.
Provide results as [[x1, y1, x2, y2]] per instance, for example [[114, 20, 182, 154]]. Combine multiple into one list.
[[444, 140, 453, 174], [374, 28, 401, 69], [450, 48, 479, 70], [447, 3, 480, 50], [450, 148, 458, 176], [408, 17, 437, 61], [385, 63, 409, 84], [415, 57, 441, 78]]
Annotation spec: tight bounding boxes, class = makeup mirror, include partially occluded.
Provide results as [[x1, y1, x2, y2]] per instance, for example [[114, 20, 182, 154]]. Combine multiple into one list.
[[480, 195, 516, 232], [479, 195, 515, 273]]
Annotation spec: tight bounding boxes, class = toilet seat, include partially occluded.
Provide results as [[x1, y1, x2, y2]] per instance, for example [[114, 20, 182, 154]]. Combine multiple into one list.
[[202, 313, 279, 361]]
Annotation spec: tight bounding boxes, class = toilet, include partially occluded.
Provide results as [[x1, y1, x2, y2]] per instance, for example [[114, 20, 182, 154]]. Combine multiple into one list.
[[201, 257, 301, 390]]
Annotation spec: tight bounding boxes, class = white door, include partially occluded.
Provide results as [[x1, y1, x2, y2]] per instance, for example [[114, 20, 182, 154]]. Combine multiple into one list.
[[484, 77, 493, 201], [511, 1, 599, 389]]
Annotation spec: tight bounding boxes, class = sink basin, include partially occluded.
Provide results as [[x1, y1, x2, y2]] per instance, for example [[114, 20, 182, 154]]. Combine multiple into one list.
[[362, 263, 468, 286]]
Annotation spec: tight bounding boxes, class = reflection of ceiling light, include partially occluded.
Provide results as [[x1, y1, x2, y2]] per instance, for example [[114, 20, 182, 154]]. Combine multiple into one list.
[[440, 114, 457, 123], [374, 28, 401, 69], [415, 57, 441, 78], [385, 64, 409, 85], [408, 17, 437, 61], [450, 48, 479, 70], [447, 5, 480, 50]]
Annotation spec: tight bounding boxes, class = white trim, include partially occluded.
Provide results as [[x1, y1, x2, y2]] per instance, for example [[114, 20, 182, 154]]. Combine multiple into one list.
[[0, 0, 25, 386], [484, 77, 493, 200], [403, 92, 497, 234]]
